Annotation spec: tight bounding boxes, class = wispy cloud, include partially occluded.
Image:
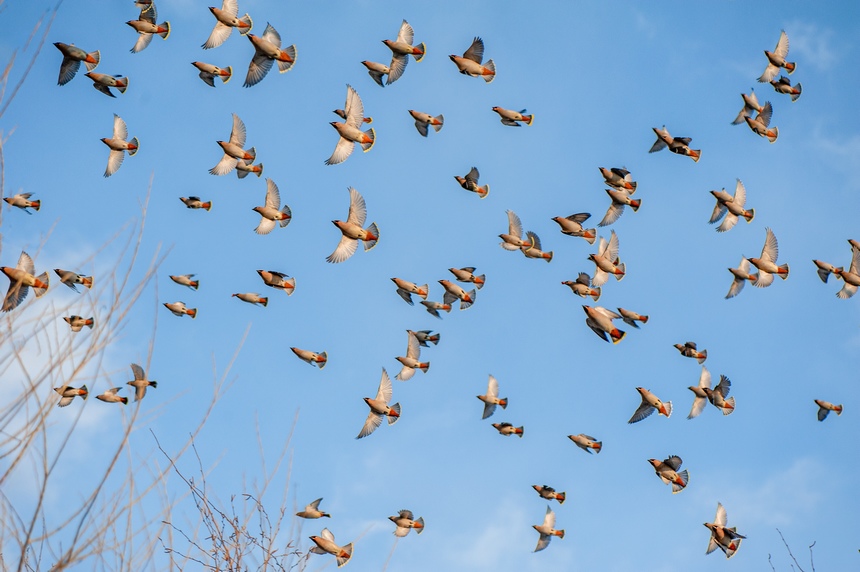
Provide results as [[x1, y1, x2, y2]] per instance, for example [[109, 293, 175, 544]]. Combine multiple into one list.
[[785, 21, 838, 71]]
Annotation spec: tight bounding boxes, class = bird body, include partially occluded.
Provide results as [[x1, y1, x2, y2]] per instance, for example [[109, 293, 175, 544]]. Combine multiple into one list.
[[4, 192, 40, 213], [2, 251, 49, 312], [815, 399, 843, 421], [450, 37, 495, 82], [449, 267, 485, 289], [127, 363, 157, 401], [102, 114, 139, 177], [532, 485, 566, 504], [568, 433, 602, 454], [477, 375, 507, 419], [389, 509, 424, 536], [709, 179, 754, 232], [533, 506, 563, 552], [232, 292, 267, 306], [391, 277, 428, 305], [126, 2, 169, 53], [63, 315, 94, 332], [170, 274, 198, 290], [211, 114, 255, 175], [54, 385, 88, 407], [705, 503, 745, 559], [327, 187, 379, 263], [244, 23, 296, 87], [744, 101, 779, 142], [163, 301, 196, 318], [649, 125, 700, 162], [552, 213, 596, 244], [454, 167, 489, 198], [599, 167, 637, 191], [54, 42, 99, 85], [674, 341, 707, 364], [770, 76, 802, 101], [628, 387, 672, 423], [291, 347, 327, 369]]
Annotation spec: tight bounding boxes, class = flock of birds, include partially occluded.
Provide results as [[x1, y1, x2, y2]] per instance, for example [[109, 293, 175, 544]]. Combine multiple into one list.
[[0, 2, 851, 566]]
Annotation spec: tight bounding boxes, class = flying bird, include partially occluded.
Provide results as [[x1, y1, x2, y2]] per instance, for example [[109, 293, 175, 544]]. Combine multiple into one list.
[[598, 188, 640, 227], [725, 258, 757, 299], [327, 187, 379, 263], [477, 374, 507, 419], [617, 308, 648, 328], [589, 230, 625, 286], [383, 20, 425, 85], [648, 455, 689, 493], [4, 192, 40, 213], [703, 374, 735, 416], [253, 179, 291, 235], [628, 387, 672, 423], [210, 113, 255, 176], [532, 485, 566, 504], [360, 60, 390, 87], [421, 300, 451, 319], [54, 385, 88, 407], [731, 89, 765, 125], [438, 279, 476, 310], [758, 30, 795, 83], [1, 251, 49, 312], [96, 387, 128, 405], [704, 503, 745, 559], [126, 2, 170, 53], [449, 267, 485, 289], [296, 498, 330, 519], [649, 125, 700, 162], [170, 274, 198, 290], [454, 167, 489, 199], [499, 210, 533, 251], [407, 330, 440, 347], [163, 301, 197, 318], [85, 72, 128, 97], [257, 270, 295, 294], [743, 101, 779, 143], [408, 110, 443, 137], [709, 179, 755, 232], [450, 37, 495, 82], [101, 114, 139, 177], [551, 213, 596, 244], [770, 76, 802, 101], [395, 331, 429, 381], [180, 196, 212, 211], [63, 315, 94, 332], [391, 278, 428, 305], [748, 227, 789, 287], [674, 341, 707, 364], [244, 23, 296, 87], [687, 366, 712, 419], [599, 167, 637, 191], [236, 159, 263, 178], [203, 0, 253, 49], [232, 292, 267, 306], [291, 347, 327, 369], [389, 509, 424, 537], [127, 363, 157, 401], [520, 232, 552, 262], [492, 422, 523, 438], [192, 61, 232, 87], [582, 305, 625, 344], [357, 368, 401, 439], [54, 42, 99, 85], [814, 399, 843, 421], [568, 433, 602, 454], [308, 528, 353, 568], [532, 506, 563, 552], [54, 269, 93, 292], [562, 273, 601, 301], [325, 85, 375, 165], [492, 107, 533, 126], [821, 242, 860, 299]]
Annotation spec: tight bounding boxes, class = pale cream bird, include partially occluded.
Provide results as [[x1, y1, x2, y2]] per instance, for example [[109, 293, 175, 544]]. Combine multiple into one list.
[[1, 251, 49, 312], [709, 179, 755, 232], [391, 277, 428, 305], [582, 305, 625, 344], [126, 2, 170, 54], [327, 187, 379, 263], [244, 23, 296, 87], [127, 363, 157, 401], [589, 230, 625, 286], [96, 387, 128, 405], [101, 114, 139, 177], [409, 110, 443, 137], [731, 89, 765, 125], [648, 455, 689, 494], [357, 368, 401, 439], [257, 270, 295, 294], [770, 76, 802, 102], [291, 347, 327, 369], [492, 107, 533, 126], [617, 308, 648, 328], [551, 213, 596, 244], [203, 0, 252, 49], [179, 196, 212, 211], [492, 422, 523, 438], [54, 42, 99, 85], [170, 274, 198, 290], [63, 315, 94, 332], [389, 509, 424, 537], [477, 374, 507, 419], [533, 506, 564, 552], [726, 258, 757, 299], [383, 20, 425, 85], [85, 72, 128, 97], [421, 300, 451, 319], [703, 374, 735, 416], [296, 498, 330, 519], [326, 85, 375, 165], [192, 61, 232, 87], [163, 301, 196, 318], [309, 528, 353, 568], [704, 503, 745, 559], [4, 192, 40, 214], [438, 279, 476, 310], [408, 330, 440, 347], [253, 178, 291, 235], [598, 188, 640, 227], [449, 267, 485, 289], [815, 399, 843, 421], [450, 37, 495, 82], [361, 60, 390, 87], [758, 30, 795, 83], [395, 331, 428, 381], [568, 433, 602, 454], [748, 227, 789, 287], [649, 125, 701, 162], [520, 232, 552, 262], [829, 243, 860, 299], [54, 269, 93, 292], [674, 341, 707, 364], [236, 159, 263, 179], [499, 210, 534, 251], [232, 292, 267, 306], [562, 273, 601, 301], [454, 167, 489, 199], [54, 385, 88, 407], [687, 366, 711, 420], [628, 387, 672, 424], [812, 259, 839, 284], [599, 167, 637, 191], [744, 101, 779, 143], [532, 485, 565, 504], [210, 113, 255, 176]]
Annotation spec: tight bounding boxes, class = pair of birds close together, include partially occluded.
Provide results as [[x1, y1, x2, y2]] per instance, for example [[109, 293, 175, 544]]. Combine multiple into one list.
[[53, 363, 156, 407]]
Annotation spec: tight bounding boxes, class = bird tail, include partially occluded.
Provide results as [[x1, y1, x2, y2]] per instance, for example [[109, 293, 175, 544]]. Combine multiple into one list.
[[120, 396, 128, 405], [557, 529, 565, 539], [279, 205, 292, 227], [672, 470, 690, 493], [413, 43, 426, 62], [778, 263, 789, 279], [524, 113, 534, 126], [475, 275, 486, 289], [388, 402, 401, 423], [85, 317, 94, 329], [460, 290, 476, 310], [516, 426, 524, 438], [82, 276, 93, 289], [499, 398, 508, 409], [689, 148, 701, 162], [336, 543, 353, 568], [418, 284, 429, 299], [790, 83, 802, 102], [590, 287, 601, 302], [33, 272, 49, 297], [583, 228, 597, 245], [697, 350, 707, 364], [361, 128, 375, 152], [202, 201, 212, 212], [116, 77, 129, 94], [190, 280, 199, 290], [259, 297, 268, 307], [246, 146, 256, 162], [31, 200, 41, 211], [85, 51, 100, 71], [766, 127, 779, 143], [593, 441, 603, 453], [432, 114, 444, 132], [283, 276, 296, 294], [80, 385, 89, 400], [317, 352, 328, 370], [610, 328, 626, 344], [277, 45, 297, 73], [744, 208, 755, 223], [414, 516, 425, 533], [630, 199, 641, 212], [722, 396, 736, 415], [158, 21, 170, 39], [482, 60, 495, 83], [149, 381, 158, 389], [478, 184, 489, 199], [543, 251, 553, 263], [238, 14, 253, 35], [614, 263, 626, 280], [556, 492, 566, 505], [785, 61, 796, 74], [836, 404, 843, 416], [418, 362, 430, 374], [638, 314, 649, 323], [222, 66, 233, 83], [127, 137, 140, 156], [363, 223, 380, 251], [187, 308, 198, 319]]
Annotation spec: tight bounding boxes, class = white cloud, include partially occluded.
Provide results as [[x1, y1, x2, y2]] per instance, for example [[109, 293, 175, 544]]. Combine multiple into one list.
[[785, 22, 838, 71]]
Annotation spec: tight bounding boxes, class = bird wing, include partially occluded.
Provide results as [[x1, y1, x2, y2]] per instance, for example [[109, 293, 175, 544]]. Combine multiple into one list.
[[327, 235, 358, 264], [113, 114, 129, 140], [715, 375, 732, 398], [463, 37, 484, 63], [465, 167, 480, 184], [261, 23, 281, 48], [585, 318, 610, 342], [58, 57, 81, 86], [507, 210, 523, 238], [222, 0, 238, 16], [229, 114, 247, 147], [687, 396, 707, 419], [396, 20, 414, 44], [343, 85, 365, 128], [346, 187, 367, 227], [265, 178, 280, 209], [714, 503, 727, 527], [131, 363, 146, 381], [534, 533, 551, 552], [525, 231, 542, 251], [325, 137, 354, 166], [753, 270, 774, 287], [664, 455, 683, 471], [376, 368, 392, 403], [396, 288, 414, 305], [717, 212, 739, 233], [134, 383, 146, 401], [598, 203, 624, 227], [605, 230, 620, 261], [204, 22, 232, 49], [131, 33, 154, 54], [699, 366, 712, 390], [628, 399, 655, 423], [210, 154, 239, 175], [774, 30, 790, 59], [387, 54, 409, 84], [105, 149, 125, 177], [761, 227, 779, 263], [481, 402, 496, 420], [709, 200, 727, 224], [357, 411, 383, 438], [405, 331, 421, 359], [850, 246, 860, 275], [320, 528, 335, 542], [542, 506, 556, 528], [395, 365, 415, 381], [733, 179, 747, 207], [413, 117, 429, 137], [255, 218, 276, 235], [245, 52, 273, 87], [487, 375, 499, 399], [17, 252, 35, 275]]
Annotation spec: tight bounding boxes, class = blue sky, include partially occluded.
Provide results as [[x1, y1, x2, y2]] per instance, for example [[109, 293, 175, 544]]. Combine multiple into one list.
[[1, 1, 859, 570]]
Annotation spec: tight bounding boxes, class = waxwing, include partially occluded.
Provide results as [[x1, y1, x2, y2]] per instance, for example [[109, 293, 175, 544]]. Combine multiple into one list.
[[499, 210, 534, 251], [703, 374, 735, 415], [421, 300, 451, 319], [521, 232, 552, 262], [326, 85, 374, 165], [232, 292, 267, 307], [492, 422, 523, 438], [828, 242, 860, 299], [101, 114, 139, 177], [449, 267, 485, 289], [599, 167, 637, 191], [726, 258, 757, 299], [770, 76, 802, 102], [709, 179, 755, 232], [203, 0, 252, 49], [748, 227, 789, 286], [170, 274, 199, 290], [54, 42, 99, 85], [532, 485, 566, 504], [296, 498, 330, 519], [85, 72, 128, 97], [54, 269, 93, 292], [814, 399, 843, 421], [731, 89, 764, 125], [743, 101, 779, 143], [210, 113, 255, 176], [562, 273, 601, 301], [599, 188, 640, 227], [568, 433, 602, 454], [617, 308, 648, 328], [648, 456, 689, 493], [327, 187, 379, 263], [361, 60, 390, 87], [63, 315, 94, 332], [4, 192, 40, 213], [163, 301, 197, 318], [244, 22, 296, 87], [533, 506, 563, 552], [389, 509, 424, 537], [704, 503, 745, 559], [674, 341, 707, 364], [54, 385, 88, 407], [758, 30, 795, 83], [409, 110, 443, 137], [552, 213, 596, 244], [253, 178, 291, 235], [308, 528, 353, 568], [1, 251, 49, 312], [127, 363, 157, 401], [236, 159, 263, 178], [477, 375, 507, 419], [383, 20, 425, 84], [395, 331, 428, 381], [648, 125, 700, 162], [450, 37, 495, 82], [180, 196, 212, 211], [589, 230, 625, 286], [357, 368, 401, 439], [291, 347, 327, 369], [126, 2, 170, 53], [407, 330, 440, 347], [192, 61, 232, 87], [391, 278, 428, 305], [257, 270, 295, 294], [492, 107, 533, 126], [582, 305, 625, 344], [96, 387, 128, 405], [454, 167, 489, 199], [628, 387, 672, 423], [687, 366, 711, 420], [438, 279, 476, 310]]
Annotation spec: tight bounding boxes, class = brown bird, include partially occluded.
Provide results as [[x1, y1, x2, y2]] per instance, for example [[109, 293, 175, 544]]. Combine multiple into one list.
[[674, 341, 707, 364], [244, 23, 296, 87], [532, 485, 565, 504], [450, 37, 495, 82], [454, 167, 489, 199], [2, 251, 49, 312], [127, 363, 157, 401], [382, 20, 425, 85], [54, 385, 88, 407], [492, 422, 523, 438], [257, 270, 295, 295], [327, 187, 379, 263]]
